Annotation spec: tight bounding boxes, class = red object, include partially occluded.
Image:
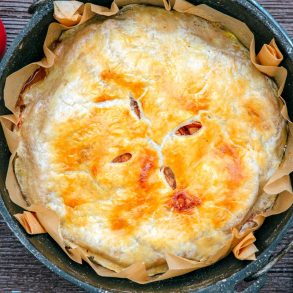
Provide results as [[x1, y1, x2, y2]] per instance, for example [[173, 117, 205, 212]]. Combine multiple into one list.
[[169, 191, 202, 213], [0, 19, 7, 58]]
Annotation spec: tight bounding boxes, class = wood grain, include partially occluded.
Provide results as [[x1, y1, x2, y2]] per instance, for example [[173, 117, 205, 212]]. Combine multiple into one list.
[[0, 0, 292, 292]]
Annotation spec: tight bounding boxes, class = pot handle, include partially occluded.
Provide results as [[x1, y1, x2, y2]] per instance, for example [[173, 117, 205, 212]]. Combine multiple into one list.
[[234, 239, 293, 293], [28, 0, 49, 14], [241, 274, 268, 293]]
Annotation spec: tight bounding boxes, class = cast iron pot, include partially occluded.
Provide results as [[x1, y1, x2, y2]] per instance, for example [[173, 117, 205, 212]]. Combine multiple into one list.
[[0, 0, 292, 292]]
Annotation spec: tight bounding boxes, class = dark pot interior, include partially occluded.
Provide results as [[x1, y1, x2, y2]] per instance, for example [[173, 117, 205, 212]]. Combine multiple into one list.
[[0, 0, 292, 292]]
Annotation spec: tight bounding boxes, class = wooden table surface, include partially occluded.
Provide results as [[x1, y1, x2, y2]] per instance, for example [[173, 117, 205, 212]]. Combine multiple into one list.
[[0, 0, 292, 292]]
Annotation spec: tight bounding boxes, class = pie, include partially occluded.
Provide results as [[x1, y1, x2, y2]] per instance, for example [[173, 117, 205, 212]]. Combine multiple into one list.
[[14, 5, 286, 275]]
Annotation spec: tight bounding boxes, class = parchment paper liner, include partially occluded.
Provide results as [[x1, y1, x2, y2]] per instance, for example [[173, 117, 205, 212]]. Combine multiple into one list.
[[0, 0, 292, 283]]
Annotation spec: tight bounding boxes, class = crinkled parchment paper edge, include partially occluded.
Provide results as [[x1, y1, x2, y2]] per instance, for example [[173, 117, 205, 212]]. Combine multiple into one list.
[[0, 0, 292, 284]]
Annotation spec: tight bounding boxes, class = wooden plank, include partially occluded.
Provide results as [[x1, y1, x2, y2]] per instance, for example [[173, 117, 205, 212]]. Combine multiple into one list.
[[0, 0, 292, 292]]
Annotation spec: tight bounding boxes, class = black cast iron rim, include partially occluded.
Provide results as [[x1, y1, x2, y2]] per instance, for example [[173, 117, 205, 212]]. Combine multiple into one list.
[[0, 1, 292, 292]]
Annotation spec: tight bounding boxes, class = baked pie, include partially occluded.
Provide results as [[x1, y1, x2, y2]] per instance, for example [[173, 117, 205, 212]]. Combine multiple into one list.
[[14, 5, 286, 275]]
